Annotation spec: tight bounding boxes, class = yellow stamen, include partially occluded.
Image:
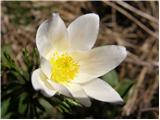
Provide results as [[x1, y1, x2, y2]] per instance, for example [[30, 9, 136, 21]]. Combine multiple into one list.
[[50, 52, 79, 84]]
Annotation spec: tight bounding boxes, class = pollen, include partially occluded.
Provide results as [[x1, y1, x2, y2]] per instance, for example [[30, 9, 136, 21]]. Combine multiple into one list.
[[50, 52, 79, 84]]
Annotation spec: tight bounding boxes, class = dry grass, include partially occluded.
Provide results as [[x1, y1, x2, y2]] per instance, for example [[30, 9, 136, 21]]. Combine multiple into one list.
[[1, 1, 159, 118]]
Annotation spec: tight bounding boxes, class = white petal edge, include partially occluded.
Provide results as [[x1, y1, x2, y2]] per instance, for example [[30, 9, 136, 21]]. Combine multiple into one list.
[[40, 57, 51, 79], [31, 69, 56, 97], [36, 13, 68, 58], [72, 45, 127, 83], [82, 78, 123, 103], [47, 80, 71, 97], [65, 83, 91, 107], [67, 13, 99, 51]]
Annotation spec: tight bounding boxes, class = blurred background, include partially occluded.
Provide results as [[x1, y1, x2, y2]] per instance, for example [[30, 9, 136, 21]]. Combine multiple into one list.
[[1, 1, 159, 119]]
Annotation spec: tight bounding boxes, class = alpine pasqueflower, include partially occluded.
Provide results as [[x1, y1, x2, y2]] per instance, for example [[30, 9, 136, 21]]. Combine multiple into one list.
[[32, 13, 127, 107]]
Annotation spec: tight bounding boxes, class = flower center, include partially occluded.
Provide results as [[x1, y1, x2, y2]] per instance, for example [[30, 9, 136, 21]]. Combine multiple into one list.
[[50, 52, 79, 84]]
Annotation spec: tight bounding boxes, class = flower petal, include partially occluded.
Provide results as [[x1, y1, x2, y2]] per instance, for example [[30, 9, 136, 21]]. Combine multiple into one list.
[[36, 13, 68, 58], [72, 45, 127, 83], [40, 57, 51, 79], [31, 69, 56, 97], [47, 80, 71, 97], [82, 78, 123, 103], [68, 13, 99, 51], [65, 83, 91, 107]]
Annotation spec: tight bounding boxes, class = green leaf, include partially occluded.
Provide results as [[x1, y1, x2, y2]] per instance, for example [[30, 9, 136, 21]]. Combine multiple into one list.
[[1, 99, 10, 118], [2, 52, 16, 69], [22, 48, 39, 74], [2, 85, 23, 101], [115, 78, 134, 97], [65, 98, 81, 107], [57, 107, 63, 113], [1, 44, 13, 67], [35, 99, 46, 112], [1, 47, 40, 118], [2, 113, 13, 119], [101, 70, 119, 88], [18, 93, 27, 114], [22, 48, 30, 67], [1, 44, 12, 55], [38, 98, 53, 111], [62, 101, 71, 109], [59, 105, 69, 113]]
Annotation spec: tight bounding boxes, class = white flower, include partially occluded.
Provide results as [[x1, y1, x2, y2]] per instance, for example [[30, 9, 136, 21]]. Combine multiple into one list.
[[32, 13, 127, 107]]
